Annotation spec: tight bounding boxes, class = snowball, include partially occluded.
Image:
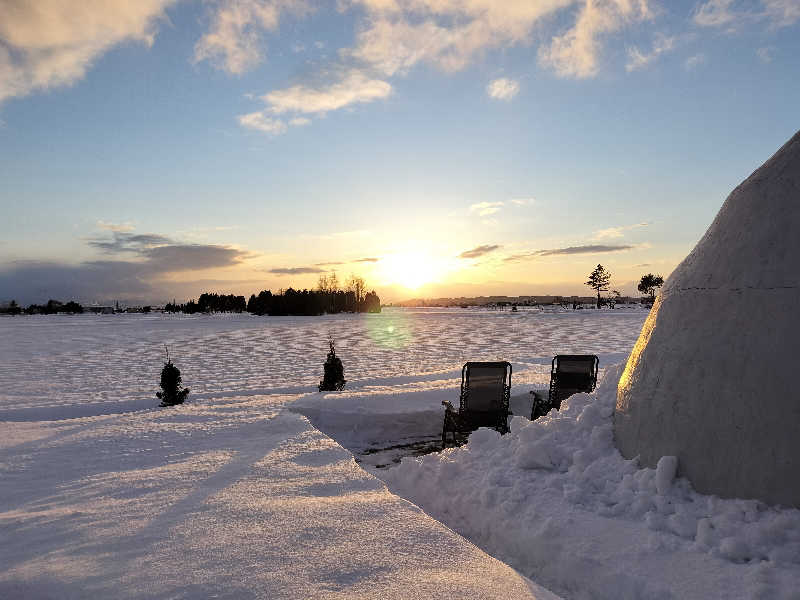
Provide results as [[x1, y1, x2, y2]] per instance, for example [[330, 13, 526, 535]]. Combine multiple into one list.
[[656, 455, 678, 495]]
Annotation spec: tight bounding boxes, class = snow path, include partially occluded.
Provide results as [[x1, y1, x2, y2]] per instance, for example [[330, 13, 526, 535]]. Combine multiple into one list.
[[0, 395, 555, 599]]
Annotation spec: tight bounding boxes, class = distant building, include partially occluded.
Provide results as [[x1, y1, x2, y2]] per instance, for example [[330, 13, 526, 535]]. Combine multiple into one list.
[[86, 305, 114, 314]]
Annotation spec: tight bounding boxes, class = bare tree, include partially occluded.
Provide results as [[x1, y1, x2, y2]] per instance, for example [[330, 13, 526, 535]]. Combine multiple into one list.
[[347, 274, 366, 304]]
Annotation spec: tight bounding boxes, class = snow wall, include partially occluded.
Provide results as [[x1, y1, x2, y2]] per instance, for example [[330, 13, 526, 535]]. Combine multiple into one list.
[[615, 130, 800, 508]]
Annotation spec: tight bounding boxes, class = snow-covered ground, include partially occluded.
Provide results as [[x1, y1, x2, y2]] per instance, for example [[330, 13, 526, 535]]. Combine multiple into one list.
[[4, 308, 796, 598]]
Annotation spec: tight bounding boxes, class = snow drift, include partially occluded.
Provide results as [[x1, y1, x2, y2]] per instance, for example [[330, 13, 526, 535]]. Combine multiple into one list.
[[379, 365, 800, 600]]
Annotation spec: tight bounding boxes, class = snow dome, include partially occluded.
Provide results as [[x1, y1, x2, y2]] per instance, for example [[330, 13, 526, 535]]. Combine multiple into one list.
[[615, 130, 800, 507]]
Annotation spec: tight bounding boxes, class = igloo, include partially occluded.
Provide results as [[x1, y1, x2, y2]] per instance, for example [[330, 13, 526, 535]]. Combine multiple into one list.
[[615, 130, 800, 507]]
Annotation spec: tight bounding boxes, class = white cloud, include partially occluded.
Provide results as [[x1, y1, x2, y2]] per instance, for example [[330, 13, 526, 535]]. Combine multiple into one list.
[[626, 33, 675, 72], [469, 201, 504, 217], [756, 47, 774, 62], [345, 1, 579, 77], [194, 0, 311, 74], [762, 0, 800, 26], [693, 0, 800, 29], [344, 1, 653, 80], [220, 0, 662, 133], [539, 0, 654, 79], [238, 111, 288, 135], [486, 77, 520, 100], [510, 198, 534, 206], [593, 222, 650, 240], [685, 53, 707, 69], [0, 0, 175, 103], [97, 220, 136, 233], [693, 0, 739, 27], [239, 69, 391, 134], [263, 69, 392, 114]]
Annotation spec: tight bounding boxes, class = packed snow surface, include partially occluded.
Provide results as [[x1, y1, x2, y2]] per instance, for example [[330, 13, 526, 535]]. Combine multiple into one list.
[[3, 308, 797, 598]]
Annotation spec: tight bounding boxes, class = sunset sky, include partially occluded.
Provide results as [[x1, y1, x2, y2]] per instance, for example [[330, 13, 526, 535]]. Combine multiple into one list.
[[1, 0, 799, 304]]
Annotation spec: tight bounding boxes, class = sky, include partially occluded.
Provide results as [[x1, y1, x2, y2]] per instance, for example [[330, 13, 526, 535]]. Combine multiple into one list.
[[1, 0, 798, 305]]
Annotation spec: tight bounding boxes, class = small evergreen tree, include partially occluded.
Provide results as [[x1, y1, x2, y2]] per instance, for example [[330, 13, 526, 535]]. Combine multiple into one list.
[[585, 264, 611, 309], [8, 300, 21, 315], [156, 347, 190, 406], [318, 338, 346, 391], [637, 273, 664, 300]]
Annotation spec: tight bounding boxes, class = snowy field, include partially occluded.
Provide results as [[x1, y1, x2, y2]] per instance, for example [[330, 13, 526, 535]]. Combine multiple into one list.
[[2, 308, 799, 599]]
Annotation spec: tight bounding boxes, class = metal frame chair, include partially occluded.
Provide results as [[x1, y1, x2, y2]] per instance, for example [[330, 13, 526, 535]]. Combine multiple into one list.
[[442, 361, 512, 448], [530, 355, 599, 420]]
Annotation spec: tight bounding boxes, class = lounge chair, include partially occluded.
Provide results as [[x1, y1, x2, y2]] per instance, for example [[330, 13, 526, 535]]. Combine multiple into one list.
[[442, 361, 512, 448], [530, 355, 599, 420]]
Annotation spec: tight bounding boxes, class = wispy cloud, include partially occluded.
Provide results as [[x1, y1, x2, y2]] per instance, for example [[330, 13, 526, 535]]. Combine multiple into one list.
[[536, 244, 636, 256], [592, 222, 650, 239], [486, 77, 519, 100], [626, 33, 675, 72], [763, 0, 800, 26], [238, 112, 288, 135], [510, 198, 534, 206], [265, 69, 391, 114], [469, 201, 504, 217], [268, 266, 326, 275], [685, 53, 707, 70], [693, 0, 739, 27], [539, 0, 654, 79], [504, 244, 636, 262], [0, 0, 175, 103], [459, 244, 501, 259], [88, 231, 172, 253], [693, 0, 800, 29], [194, 0, 312, 74], [756, 46, 774, 62], [239, 68, 392, 134], [314, 257, 378, 266], [96, 220, 136, 233]]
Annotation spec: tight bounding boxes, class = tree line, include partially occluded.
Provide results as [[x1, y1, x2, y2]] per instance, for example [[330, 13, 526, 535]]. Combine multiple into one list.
[[168, 274, 381, 316], [165, 293, 247, 314], [0, 299, 84, 315]]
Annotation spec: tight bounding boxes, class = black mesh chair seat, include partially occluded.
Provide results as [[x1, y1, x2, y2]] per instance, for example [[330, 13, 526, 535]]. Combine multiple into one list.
[[531, 355, 598, 420], [442, 361, 512, 448]]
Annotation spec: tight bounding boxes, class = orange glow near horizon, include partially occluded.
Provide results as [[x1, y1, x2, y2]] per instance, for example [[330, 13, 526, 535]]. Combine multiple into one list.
[[377, 250, 453, 291]]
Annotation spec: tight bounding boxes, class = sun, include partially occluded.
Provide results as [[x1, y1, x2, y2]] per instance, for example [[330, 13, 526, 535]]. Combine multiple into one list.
[[379, 250, 444, 290]]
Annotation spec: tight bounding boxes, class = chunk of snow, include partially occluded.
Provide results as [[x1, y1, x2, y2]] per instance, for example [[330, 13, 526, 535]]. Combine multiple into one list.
[[656, 455, 678, 495]]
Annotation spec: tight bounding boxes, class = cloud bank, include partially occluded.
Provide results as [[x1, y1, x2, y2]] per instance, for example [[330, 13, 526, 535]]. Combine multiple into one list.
[[0, 229, 248, 304]]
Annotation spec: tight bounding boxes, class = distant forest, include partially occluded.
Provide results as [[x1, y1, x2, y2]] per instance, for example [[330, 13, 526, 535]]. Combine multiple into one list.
[[247, 288, 380, 316], [165, 293, 247, 314], [165, 274, 380, 316], [1, 275, 382, 317], [0, 299, 84, 315]]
